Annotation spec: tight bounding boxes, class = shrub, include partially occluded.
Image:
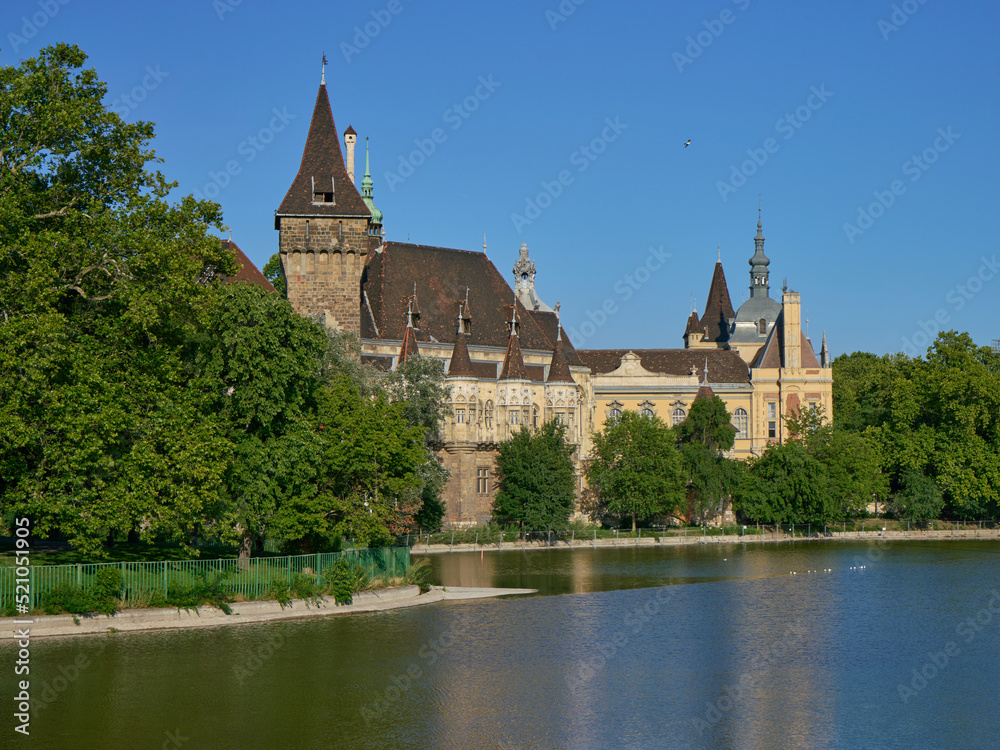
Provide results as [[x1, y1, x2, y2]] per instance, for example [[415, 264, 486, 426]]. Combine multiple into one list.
[[324, 557, 367, 605]]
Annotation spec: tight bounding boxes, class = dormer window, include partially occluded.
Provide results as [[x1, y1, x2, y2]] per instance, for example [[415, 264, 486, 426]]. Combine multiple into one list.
[[758, 318, 767, 335], [311, 177, 334, 204]]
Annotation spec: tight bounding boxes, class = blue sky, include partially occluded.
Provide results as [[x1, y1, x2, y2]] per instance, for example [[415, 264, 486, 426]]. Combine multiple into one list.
[[4, 0, 999, 357]]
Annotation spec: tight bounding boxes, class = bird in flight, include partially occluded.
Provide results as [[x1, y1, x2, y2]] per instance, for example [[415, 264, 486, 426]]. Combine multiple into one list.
[[684, 139, 692, 147]]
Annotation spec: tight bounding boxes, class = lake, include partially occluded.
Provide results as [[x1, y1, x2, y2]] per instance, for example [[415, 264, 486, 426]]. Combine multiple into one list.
[[6, 539, 1000, 749]]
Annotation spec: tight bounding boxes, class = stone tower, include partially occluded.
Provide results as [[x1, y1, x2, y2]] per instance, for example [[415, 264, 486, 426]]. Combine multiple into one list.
[[275, 76, 373, 333]]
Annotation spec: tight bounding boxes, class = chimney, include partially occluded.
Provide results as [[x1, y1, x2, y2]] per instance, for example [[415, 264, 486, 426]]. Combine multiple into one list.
[[781, 289, 801, 369], [344, 125, 357, 184]]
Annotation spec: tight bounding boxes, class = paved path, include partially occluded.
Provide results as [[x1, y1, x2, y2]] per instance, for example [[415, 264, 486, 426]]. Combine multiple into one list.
[[1, 586, 537, 640]]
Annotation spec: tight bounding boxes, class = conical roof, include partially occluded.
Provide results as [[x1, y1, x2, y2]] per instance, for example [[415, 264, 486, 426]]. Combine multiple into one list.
[[499, 305, 527, 380], [698, 261, 735, 343], [447, 304, 476, 378], [275, 83, 371, 222], [546, 334, 574, 383]]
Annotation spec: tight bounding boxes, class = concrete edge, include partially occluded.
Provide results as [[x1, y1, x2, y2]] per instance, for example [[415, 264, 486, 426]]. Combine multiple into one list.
[[412, 528, 1000, 553], [1, 584, 542, 640], [3, 585, 426, 640]]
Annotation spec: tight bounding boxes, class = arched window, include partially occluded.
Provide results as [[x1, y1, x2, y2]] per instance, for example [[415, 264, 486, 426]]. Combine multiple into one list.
[[732, 408, 748, 439], [608, 408, 622, 424], [671, 407, 686, 426], [758, 318, 767, 335], [532, 406, 539, 428], [484, 401, 494, 429], [640, 408, 654, 419]]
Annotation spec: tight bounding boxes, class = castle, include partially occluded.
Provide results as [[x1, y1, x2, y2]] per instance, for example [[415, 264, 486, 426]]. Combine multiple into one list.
[[259, 73, 832, 527]]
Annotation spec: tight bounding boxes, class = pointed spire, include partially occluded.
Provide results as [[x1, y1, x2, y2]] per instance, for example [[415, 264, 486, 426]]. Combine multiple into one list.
[[500, 300, 527, 381], [360, 137, 383, 233], [694, 356, 715, 401], [547, 330, 574, 383], [397, 299, 420, 364], [749, 207, 771, 298], [697, 257, 735, 344], [275, 77, 369, 221], [447, 302, 476, 378]]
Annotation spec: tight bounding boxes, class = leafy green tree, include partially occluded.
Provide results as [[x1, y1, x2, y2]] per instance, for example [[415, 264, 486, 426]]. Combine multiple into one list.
[[493, 420, 577, 530], [263, 253, 286, 296], [294, 374, 427, 547], [198, 283, 326, 560], [675, 394, 738, 522], [736, 441, 836, 525], [675, 394, 736, 452], [0, 45, 235, 554], [586, 410, 685, 531], [888, 470, 944, 525]]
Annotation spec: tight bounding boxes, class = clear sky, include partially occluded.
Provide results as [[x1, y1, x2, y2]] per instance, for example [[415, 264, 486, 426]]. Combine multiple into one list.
[[4, 0, 999, 357]]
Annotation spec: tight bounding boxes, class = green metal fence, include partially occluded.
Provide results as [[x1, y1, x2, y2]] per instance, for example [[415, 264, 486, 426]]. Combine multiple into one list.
[[0, 547, 409, 612]]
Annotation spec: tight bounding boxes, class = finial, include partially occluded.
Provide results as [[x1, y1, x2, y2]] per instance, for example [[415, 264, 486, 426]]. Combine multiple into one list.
[[457, 302, 465, 335], [703, 357, 709, 385], [321, 53, 327, 85], [717, 244, 721, 263], [228, 228, 232, 241], [555, 301, 562, 341], [464, 287, 469, 306], [483, 233, 487, 252], [365, 136, 370, 176], [405, 299, 413, 328], [782, 277, 788, 293]]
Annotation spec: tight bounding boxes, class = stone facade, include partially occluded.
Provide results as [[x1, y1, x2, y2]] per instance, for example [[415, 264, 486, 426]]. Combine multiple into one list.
[[278, 215, 371, 333]]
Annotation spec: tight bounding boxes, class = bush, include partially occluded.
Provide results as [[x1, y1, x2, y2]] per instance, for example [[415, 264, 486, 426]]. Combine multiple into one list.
[[324, 557, 367, 605], [165, 571, 234, 614]]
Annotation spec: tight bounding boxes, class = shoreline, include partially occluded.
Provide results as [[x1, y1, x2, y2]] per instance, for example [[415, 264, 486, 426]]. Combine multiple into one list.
[[0, 585, 537, 641], [412, 526, 1000, 553]]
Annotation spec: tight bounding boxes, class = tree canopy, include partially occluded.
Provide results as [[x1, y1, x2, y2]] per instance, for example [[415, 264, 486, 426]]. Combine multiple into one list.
[[493, 420, 577, 530], [586, 411, 685, 531]]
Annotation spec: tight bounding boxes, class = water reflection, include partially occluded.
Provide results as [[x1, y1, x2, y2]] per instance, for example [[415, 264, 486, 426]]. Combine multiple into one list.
[[5, 540, 1000, 749]]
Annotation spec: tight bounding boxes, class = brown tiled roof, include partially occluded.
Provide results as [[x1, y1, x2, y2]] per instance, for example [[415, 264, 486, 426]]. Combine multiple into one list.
[[526, 309, 584, 367], [220, 239, 276, 292], [446, 333, 476, 378], [275, 84, 370, 221], [683, 310, 701, 338], [577, 349, 751, 384], [694, 384, 715, 401], [546, 337, 575, 383], [698, 262, 735, 343], [361, 242, 557, 352], [344, 124, 356, 136], [751, 312, 822, 369], [500, 331, 528, 380]]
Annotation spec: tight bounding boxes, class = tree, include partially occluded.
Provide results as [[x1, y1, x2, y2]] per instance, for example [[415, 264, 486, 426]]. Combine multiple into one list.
[[675, 394, 738, 522], [675, 393, 736, 452], [493, 420, 577, 530], [296, 373, 427, 547], [0, 45, 235, 555], [198, 283, 326, 560], [888, 470, 944, 525], [586, 411, 685, 531], [735, 441, 836, 525], [263, 253, 286, 296]]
